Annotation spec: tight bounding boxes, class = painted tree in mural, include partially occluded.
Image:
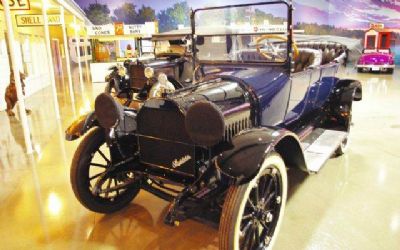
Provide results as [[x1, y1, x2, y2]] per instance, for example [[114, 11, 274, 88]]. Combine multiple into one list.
[[114, 3, 155, 24], [137, 5, 156, 23], [114, 3, 138, 24], [157, 1, 190, 32], [84, 3, 113, 25]]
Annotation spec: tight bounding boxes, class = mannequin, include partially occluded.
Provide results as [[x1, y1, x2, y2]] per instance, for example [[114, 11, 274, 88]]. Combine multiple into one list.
[[4, 71, 31, 116]]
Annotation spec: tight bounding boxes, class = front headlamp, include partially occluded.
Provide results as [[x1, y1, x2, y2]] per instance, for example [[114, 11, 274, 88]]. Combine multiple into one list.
[[144, 67, 154, 79]]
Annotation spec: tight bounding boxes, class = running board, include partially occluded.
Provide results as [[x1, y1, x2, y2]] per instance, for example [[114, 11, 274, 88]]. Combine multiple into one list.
[[301, 129, 347, 173]]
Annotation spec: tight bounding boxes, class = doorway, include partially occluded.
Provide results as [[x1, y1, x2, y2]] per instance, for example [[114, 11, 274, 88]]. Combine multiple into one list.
[[51, 39, 63, 79]]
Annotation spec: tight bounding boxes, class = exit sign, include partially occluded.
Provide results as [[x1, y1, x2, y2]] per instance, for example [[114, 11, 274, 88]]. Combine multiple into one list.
[[0, 0, 30, 10]]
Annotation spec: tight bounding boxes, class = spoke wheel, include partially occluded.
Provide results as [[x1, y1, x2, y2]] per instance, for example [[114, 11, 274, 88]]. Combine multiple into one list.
[[71, 128, 140, 214], [219, 153, 287, 250]]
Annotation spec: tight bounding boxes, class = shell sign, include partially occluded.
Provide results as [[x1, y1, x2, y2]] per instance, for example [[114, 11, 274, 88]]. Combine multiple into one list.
[[15, 14, 61, 26]]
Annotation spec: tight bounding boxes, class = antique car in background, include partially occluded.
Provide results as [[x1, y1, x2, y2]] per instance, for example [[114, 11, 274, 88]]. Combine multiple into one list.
[[357, 48, 395, 74], [128, 29, 193, 92], [101, 30, 193, 110], [357, 26, 395, 74], [66, 1, 362, 249]]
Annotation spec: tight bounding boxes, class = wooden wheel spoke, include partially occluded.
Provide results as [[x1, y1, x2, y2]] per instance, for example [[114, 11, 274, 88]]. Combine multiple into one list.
[[241, 220, 253, 233], [263, 191, 276, 208], [252, 184, 260, 204], [104, 178, 112, 198], [90, 162, 108, 168], [242, 213, 253, 221], [258, 176, 266, 198], [254, 225, 261, 248], [247, 199, 257, 211], [259, 175, 271, 198], [89, 172, 104, 181], [114, 178, 120, 196], [263, 177, 274, 199], [97, 149, 110, 164], [241, 224, 254, 249], [260, 220, 270, 232]]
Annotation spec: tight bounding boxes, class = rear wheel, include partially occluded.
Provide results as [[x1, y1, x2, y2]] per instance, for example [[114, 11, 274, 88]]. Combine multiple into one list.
[[357, 68, 363, 73], [335, 108, 352, 156], [219, 153, 287, 250], [71, 127, 140, 214], [387, 68, 394, 74]]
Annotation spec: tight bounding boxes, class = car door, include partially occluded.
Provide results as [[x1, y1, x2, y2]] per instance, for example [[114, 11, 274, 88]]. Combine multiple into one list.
[[283, 69, 314, 124], [314, 64, 338, 108]]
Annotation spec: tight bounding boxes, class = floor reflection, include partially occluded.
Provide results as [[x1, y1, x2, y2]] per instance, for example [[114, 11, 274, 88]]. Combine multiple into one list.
[[0, 114, 28, 169]]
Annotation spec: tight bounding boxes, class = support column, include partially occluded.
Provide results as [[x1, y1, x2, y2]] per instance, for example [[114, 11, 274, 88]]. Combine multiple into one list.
[[84, 32, 91, 86], [42, 0, 61, 119], [60, 6, 76, 116], [1, 0, 33, 153], [73, 16, 84, 94]]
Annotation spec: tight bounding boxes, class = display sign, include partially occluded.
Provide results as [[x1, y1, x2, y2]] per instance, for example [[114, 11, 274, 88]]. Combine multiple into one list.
[[0, 0, 30, 10], [114, 22, 124, 35], [234, 22, 288, 34], [124, 24, 146, 35], [125, 22, 156, 36], [15, 14, 61, 26], [87, 25, 115, 36], [370, 23, 385, 29], [88, 22, 157, 37]]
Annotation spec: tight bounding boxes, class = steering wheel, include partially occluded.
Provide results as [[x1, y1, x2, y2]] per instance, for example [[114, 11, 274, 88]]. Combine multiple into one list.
[[255, 34, 299, 61], [193, 65, 205, 84]]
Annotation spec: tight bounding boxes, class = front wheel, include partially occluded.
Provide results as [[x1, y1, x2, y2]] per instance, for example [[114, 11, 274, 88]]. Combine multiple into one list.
[[219, 153, 288, 250], [71, 127, 140, 214]]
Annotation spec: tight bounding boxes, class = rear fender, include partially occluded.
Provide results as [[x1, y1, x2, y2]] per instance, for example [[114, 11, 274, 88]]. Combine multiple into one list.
[[65, 111, 98, 141], [333, 79, 362, 103], [216, 127, 307, 185], [328, 79, 362, 130]]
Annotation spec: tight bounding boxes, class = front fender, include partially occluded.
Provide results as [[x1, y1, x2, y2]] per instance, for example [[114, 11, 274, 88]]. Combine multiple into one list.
[[216, 127, 306, 185], [65, 111, 98, 141]]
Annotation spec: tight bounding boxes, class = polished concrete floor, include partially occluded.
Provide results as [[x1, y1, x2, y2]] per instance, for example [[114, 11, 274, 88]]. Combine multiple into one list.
[[0, 66, 399, 249]]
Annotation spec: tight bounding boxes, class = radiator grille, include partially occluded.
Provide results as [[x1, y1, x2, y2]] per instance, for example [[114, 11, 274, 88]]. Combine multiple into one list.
[[224, 111, 252, 141]]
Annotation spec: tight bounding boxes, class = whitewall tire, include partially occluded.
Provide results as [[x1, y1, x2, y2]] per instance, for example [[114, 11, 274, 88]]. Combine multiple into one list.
[[219, 152, 288, 250]]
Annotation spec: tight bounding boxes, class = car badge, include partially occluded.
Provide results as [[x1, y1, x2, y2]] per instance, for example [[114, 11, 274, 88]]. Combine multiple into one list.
[[172, 155, 191, 168]]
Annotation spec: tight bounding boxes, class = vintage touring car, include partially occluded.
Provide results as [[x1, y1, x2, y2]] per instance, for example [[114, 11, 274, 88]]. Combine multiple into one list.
[[66, 1, 362, 249]]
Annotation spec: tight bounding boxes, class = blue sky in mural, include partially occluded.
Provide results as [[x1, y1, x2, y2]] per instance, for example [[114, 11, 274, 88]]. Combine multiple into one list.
[[75, 0, 400, 29]]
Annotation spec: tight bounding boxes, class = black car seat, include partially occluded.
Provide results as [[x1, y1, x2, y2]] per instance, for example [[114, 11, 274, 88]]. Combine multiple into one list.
[[293, 49, 320, 72], [296, 41, 347, 65], [129, 62, 147, 90]]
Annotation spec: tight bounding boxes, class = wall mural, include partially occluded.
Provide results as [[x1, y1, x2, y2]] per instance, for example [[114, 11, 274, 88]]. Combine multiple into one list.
[[74, 0, 400, 64]]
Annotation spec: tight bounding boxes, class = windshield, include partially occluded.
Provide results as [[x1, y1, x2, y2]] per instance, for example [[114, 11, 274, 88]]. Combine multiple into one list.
[[154, 40, 187, 57], [194, 2, 289, 63]]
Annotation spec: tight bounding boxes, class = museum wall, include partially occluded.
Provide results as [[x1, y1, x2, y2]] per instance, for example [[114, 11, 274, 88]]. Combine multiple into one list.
[[295, 0, 400, 64], [76, 0, 400, 65]]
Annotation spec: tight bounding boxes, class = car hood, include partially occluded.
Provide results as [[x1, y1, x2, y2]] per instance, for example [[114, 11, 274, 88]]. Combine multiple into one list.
[[139, 57, 184, 68], [204, 65, 290, 110]]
